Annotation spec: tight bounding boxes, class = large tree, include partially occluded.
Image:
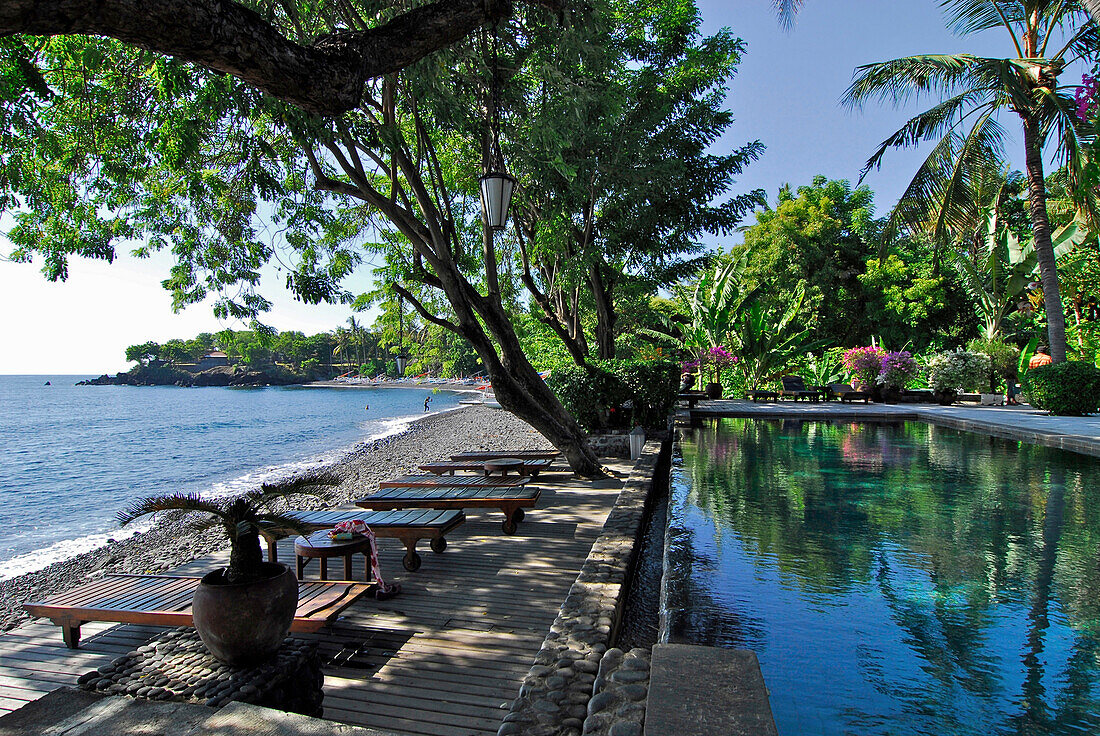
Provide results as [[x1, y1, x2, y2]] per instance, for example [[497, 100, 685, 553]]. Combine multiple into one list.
[[842, 1, 1098, 364], [0, 0, 562, 116], [1, 2, 610, 475], [513, 0, 763, 363]]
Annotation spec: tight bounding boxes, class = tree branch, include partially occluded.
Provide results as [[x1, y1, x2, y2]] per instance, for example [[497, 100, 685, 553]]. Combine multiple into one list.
[[1, 0, 563, 116], [392, 282, 460, 333]]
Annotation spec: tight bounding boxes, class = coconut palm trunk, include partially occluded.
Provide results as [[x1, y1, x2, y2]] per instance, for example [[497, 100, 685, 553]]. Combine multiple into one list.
[[1021, 116, 1068, 362]]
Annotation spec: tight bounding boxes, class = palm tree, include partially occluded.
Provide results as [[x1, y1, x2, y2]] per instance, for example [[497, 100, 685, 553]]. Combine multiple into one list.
[[841, 1, 1098, 363], [117, 476, 335, 584], [346, 316, 365, 370], [331, 327, 352, 373]]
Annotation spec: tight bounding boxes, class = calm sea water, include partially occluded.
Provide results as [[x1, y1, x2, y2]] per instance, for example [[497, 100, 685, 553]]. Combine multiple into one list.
[[0, 375, 465, 579], [668, 418, 1100, 736]]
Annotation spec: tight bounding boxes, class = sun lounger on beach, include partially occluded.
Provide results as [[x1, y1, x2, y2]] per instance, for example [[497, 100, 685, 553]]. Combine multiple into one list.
[[357, 485, 541, 535], [259, 508, 466, 572], [24, 574, 372, 649], [418, 458, 553, 476], [450, 450, 561, 461], [273, 508, 464, 570], [379, 474, 531, 489]]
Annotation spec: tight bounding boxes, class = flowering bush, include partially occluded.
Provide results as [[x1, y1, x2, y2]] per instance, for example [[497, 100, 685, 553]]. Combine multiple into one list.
[[926, 350, 992, 393], [877, 351, 919, 389], [696, 345, 737, 384], [1077, 72, 1100, 121], [842, 346, 886, 390]]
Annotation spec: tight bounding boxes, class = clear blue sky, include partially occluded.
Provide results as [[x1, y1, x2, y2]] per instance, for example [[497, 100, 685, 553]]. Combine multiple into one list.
[[0, 0, 1080, 374]]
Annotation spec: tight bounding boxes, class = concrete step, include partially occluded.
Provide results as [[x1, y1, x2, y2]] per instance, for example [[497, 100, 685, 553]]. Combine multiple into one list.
[[644, 644, 778, 736], [0, 687, 402, 736]]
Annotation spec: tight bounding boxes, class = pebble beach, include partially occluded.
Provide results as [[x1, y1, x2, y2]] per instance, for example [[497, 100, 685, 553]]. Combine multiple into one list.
[[0, 405, 552, 633]]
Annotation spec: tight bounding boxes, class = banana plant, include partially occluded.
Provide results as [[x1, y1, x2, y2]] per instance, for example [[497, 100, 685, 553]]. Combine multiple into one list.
[[730, 282, 825, 389], [950, 212, 1087, 340], [679, 250, 759, 355]]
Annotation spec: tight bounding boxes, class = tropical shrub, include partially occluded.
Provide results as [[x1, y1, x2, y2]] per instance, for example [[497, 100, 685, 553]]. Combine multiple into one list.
[[610, 359, 680, 429], [842, 346, 886, 391], [549, 359, 679, 432], [696, 346, 737, 385], [967, 337, 1020, 391], [878, 351, 919, 389], [802, 349, 846, 387], [1023, 362, 1100, 416], [926, 351, 992, 393]]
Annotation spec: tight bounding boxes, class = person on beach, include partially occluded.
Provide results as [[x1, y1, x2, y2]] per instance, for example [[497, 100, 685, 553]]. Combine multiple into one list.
[[424, 395, 432, 412]]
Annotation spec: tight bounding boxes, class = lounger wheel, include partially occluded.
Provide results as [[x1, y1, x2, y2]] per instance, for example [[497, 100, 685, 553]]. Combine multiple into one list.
[[403, 550, 422, 572], [513, 508, 525, 522], [502, 518, 517, 535], [430, 537, 447, 554]]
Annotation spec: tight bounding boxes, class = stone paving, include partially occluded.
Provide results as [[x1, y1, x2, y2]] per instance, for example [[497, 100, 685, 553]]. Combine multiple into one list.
[[688, 400, 1100, 457]]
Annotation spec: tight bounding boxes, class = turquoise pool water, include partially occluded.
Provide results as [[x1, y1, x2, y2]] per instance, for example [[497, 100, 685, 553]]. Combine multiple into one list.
[[667, 418, 1100, 736]]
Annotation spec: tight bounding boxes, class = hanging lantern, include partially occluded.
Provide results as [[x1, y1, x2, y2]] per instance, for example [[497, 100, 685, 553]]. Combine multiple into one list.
[[395, 355, 408, 375], [480, 171, 517, 231]]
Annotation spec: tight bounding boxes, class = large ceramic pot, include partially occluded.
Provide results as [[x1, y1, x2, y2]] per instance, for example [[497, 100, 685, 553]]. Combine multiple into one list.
[[192, 561, 298, 666], [881, 386, 902, 404], [705, 381, 723, 399]]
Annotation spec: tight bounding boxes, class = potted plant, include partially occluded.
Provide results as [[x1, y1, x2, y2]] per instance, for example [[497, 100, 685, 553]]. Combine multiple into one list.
[[926, 350, 991, 405], [841, 346, 887, 400], [699, 346, 736, 399], [117, 477, 332, 666], [877, 351, 918, 403]]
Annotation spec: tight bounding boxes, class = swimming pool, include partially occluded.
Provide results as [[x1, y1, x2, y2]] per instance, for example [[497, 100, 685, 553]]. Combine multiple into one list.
[[665, 418, 1100, 736]]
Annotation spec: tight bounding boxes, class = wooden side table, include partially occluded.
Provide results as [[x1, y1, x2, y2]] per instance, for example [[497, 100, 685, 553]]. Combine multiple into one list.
[[294, 530, 373, 581], [483, 458, 524, 476]]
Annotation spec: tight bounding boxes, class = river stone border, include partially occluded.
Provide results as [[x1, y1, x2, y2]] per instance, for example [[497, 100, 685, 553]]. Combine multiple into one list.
[[497, 440, 663, 736]]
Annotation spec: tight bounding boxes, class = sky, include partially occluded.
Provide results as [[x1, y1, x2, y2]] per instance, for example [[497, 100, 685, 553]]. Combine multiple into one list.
[[0, 0, 1081, 374]]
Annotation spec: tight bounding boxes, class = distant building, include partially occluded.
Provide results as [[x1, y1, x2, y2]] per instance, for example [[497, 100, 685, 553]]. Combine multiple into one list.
[[195, 351, 230, 371]]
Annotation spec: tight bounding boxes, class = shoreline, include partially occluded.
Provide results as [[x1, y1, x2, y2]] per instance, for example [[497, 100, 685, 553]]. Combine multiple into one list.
[[0, 405, 552, 634], [304, 379, 484, 393]]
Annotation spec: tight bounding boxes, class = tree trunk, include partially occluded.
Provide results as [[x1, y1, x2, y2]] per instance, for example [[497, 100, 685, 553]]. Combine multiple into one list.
[[1021, 116, 1067, 363], [589, 262, 617, 360], [400, 267, 604, 478]]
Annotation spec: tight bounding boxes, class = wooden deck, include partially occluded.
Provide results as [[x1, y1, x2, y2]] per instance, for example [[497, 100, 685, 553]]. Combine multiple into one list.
[[0, 459, 630, 735]]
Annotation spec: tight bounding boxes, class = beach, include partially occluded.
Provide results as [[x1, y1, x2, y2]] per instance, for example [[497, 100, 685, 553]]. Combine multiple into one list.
[[0, 405, 552, 633]]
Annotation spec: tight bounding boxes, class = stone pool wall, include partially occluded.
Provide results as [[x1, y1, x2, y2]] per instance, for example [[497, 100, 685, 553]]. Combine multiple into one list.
[[497, 440, 664, 736]]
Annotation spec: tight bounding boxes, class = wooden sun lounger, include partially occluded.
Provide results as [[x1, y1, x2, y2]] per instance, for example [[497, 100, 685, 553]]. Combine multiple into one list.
[[450, 449, 560, 461], [24, 574, 373, 649], [418, 458, 553, 477], [378, 475, 531, 489], [357, 485, 542, 535], [259, 508, 466, 572]]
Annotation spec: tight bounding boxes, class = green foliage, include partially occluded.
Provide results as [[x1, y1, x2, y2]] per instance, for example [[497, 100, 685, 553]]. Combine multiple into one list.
[[729, 282, 824, 389], [966, 336, 1020, 389], [547, 364, 626, 434], [548, 359, 678, 432], [1024, 362, 1100, 416], [927, 350, 993, 393]]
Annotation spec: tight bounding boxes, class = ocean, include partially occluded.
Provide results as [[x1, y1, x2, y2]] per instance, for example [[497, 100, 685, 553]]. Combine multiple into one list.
[[0, 375, 466, 579]]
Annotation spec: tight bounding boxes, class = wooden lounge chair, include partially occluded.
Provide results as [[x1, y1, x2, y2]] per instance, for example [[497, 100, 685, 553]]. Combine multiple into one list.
[[450, 449, 560, 461], [828, 383, 871, 403], [779, 375, 821, 402], [745, 390, 779, 402], [677, 391, 707, 408], [378, 474, 531, 489], [24, 574, 372, 649], [418, 458, 552, 477], [259, 508, 466, 572], [357, 485, 541, 535]]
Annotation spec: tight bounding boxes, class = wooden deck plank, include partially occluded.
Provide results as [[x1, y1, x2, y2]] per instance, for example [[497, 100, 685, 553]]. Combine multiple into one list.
[[1, 458, 633, 734]]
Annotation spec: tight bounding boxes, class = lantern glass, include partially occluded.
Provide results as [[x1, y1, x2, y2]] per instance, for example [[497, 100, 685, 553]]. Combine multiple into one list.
[[396, 356, 408, 375], [479, 172, 517, 231]]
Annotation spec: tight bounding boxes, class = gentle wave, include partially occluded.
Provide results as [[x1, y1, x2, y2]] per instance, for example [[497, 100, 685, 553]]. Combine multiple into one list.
[[0, 406, 448, 581]]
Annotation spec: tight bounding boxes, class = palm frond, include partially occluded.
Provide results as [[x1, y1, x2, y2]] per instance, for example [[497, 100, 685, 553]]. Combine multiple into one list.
[[772, 0, 806, 30], [117, 493, 225, 527], [942, 1, 1027, 40], [843, 54, 981, 110]]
